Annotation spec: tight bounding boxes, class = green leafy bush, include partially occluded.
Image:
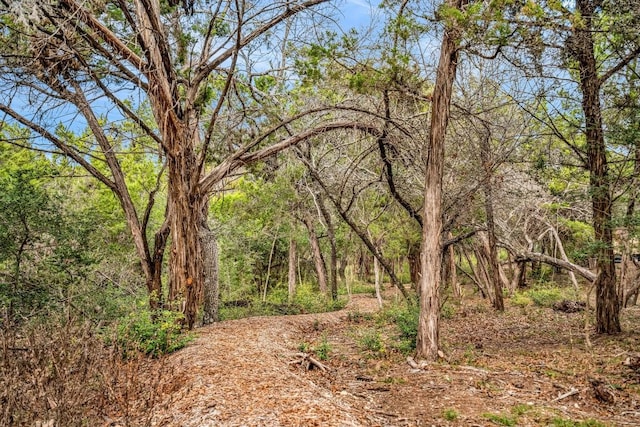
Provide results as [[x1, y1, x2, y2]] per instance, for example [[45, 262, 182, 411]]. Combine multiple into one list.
[[358, 328, 385, 356], [510, 291, 533, 307], [526, 286, 563, 307], [115, 307, 193, 357], [378, 301, 419, 354], [441, 302, 457, 319]]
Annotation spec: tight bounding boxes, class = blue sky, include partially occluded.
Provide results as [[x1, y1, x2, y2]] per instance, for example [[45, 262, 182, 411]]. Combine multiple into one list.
[[339, 0, 380, 30]]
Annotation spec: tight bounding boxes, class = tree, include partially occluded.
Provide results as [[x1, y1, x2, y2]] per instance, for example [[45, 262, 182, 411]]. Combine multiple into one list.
[[415, 0, 467, 361], [508, 0, 640, 333], [0, 0, 382, 327]]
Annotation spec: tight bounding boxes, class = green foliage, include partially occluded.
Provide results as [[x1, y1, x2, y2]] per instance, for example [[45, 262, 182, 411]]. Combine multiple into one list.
[[441, 302, 456, 319], [339, 281, 375, 296], [297, 341, 311, 353], [551, 418, 606, 427], [510, 292, 533, 308], [357, 328, 386, 357], [315, 334, 331, 361], [219, 282, 346, 321], [442, 408, 459, 421], [114, 307, 193, 357], [511, 404, 530, 416], [378, 301, 419, 354], [482, 412, 517, 426], [0, 139, 98, 320], [525, 286, 564, 308]]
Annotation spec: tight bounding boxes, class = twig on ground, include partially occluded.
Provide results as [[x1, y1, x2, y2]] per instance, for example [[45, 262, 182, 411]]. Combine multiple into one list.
[[551, 387, 579, 402]]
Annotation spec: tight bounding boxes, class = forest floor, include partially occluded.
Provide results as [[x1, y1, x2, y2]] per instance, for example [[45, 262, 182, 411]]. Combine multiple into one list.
[[125, 291, 640, 427]]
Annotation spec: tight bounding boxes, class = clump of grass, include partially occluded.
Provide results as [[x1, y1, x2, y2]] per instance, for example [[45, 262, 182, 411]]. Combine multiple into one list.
[[442, 408, 459, 421], [551, 418, 606, 427], [483, 412, 517, 426]]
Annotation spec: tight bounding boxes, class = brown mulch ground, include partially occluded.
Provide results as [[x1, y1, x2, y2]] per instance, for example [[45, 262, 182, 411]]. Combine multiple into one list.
[[128, 293, 640, 426]]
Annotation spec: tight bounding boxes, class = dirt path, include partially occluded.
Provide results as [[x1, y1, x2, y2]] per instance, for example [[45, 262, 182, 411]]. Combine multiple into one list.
[[148, 295, 383, 426], [135, 294, 640, 427]]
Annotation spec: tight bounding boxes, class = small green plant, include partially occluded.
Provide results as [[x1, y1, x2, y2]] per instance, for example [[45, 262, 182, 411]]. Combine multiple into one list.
[[376, 302, 419, 355], [483, 412, 516, 426], [314, 334, 332, 361], [358, 329, 385, 356], [298, 341, 311, 353], [511, 404, 529, 416], [441, 302, 456, 319], [462, 344, 478, 364], [115, 307, 193, 357], [442, 408, 459, 421], [348, 310, 373, 323], [551, 418, 606, 427]]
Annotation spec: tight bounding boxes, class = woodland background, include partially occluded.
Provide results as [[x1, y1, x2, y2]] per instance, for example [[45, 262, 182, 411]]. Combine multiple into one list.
[[1, 0, 640, 425]]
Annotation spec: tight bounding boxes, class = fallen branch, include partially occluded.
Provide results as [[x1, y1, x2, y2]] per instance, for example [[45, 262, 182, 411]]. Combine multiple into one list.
[[289, 352, 330, 372], [551, 387, 579, 402]]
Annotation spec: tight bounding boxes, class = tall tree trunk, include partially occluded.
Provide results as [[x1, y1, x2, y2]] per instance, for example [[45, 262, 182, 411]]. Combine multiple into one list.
[[416, 0, 465, 361], [165, 120, 205, 329], [288, 237, 297, 302], [317, 193, 338, 300], [374, 254, 384, 308], [511, 260, 527, 290], [200, 207, 219, 325], [303, 213, 328, 295], [479, 133, 504, 310], [574, 0, 620, 334], [338, 257, 347, 285], [167, 156, 205, 329]]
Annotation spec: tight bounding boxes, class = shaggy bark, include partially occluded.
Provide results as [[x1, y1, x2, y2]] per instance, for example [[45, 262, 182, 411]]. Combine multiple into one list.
[[200, 219, 219, 325], [416, 0, 466, 361], [573, 0, 620, 333]]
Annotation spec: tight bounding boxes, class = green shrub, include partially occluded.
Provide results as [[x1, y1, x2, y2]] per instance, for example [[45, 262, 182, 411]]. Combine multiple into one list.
[[441, 302, 456, 319], [294, 282, 347, 313], [378, 301, 419, 354], [526, 286, 563, 307], [315, 334, 332, 361], [511, 291, 533, 307], [442, 408, 459, 421], [115, 307, 193, 357], [358, 328, 385, 356]]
